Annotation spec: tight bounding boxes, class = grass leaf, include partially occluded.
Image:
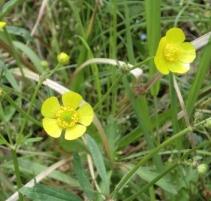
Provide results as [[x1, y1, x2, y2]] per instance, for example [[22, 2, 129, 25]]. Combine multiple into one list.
[[186, 42, 211, 116], [0, 0, 23, 18]]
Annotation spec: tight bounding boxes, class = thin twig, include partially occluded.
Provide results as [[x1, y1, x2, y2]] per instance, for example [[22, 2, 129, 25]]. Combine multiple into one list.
[[173, 75, 191, 127], [31, 0, 49, 36]]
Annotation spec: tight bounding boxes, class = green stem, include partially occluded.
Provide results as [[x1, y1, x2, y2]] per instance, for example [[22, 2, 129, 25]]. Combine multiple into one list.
[[110, 0, 117, 115], [19, 80, 43, 135], [149, 186, 156, 201], [125, 163, 178, 201], [4, 29, 25, 77], [4, 94, 41, 127], [111, 117, 211, 197], [11, 148, 23, 201], [122, 76, 162, 170], [94, 74, 121, 110], [169, 74, 179, 132], [169, 73, 181, 146], [19, 64, 60, 135], [153, 96, 160, 144], [145, 0, 161, 96]]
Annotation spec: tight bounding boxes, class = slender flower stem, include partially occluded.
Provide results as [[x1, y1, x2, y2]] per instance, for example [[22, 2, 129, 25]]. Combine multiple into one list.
[[125, 163, 178, 201], [173, 75, 190, 127], [3, 29, 25, 78], [4, 94, 41, 127], [11, 148, 23, 201]]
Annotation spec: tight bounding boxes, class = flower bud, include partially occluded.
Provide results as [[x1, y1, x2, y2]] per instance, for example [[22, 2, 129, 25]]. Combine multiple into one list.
[[205, 118, 211, 128], [197, 163, 208, 175], [41, 60, 49, 68], [57, 52, 70, 65]]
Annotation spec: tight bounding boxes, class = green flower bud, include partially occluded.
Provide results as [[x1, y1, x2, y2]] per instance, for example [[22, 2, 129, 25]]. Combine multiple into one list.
[[197, 163, 208, 175], [205, 118, 211, 128], [41, 60, 49, 68]]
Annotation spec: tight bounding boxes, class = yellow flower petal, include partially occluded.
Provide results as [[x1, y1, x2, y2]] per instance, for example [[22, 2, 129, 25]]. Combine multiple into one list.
[[154, 56, 169, 75], [179, 42, 196, 63], [42, 118, 62, 138], [41, 97, 60, 118], [78, 102, 94, 126], [62, 91, 82, 109], [166, 27, 185, 43], [168, 63, 190, 74], [155, 37, 167, 58], [154, 27, 195, 75], [154, 37, 169, 74], [65, 124, 86, 140], [0, 21, 6, 29]]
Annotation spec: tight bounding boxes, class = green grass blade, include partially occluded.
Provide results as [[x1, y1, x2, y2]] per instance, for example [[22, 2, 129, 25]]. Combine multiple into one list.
[[145, 0, 161, 96], [122, 75, 162, 169], [186, 42, 211, 116], [117, 126, 142, 149], [0, 0, 23, 18], [124, 2, 135, 63]]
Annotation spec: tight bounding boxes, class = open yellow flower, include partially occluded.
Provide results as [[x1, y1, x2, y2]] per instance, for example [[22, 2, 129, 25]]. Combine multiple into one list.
[[154, 27, 196, 75], [0, 21, 6, 29], [41, 91, 94, 140]]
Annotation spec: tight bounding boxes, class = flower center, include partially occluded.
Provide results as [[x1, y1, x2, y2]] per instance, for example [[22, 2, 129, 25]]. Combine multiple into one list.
[[56, 106, 79, 129], [163, 44, 179, 62]]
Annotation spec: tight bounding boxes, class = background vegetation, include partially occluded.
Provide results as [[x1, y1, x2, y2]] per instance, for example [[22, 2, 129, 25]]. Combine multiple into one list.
[[0, 0, 211, 201]]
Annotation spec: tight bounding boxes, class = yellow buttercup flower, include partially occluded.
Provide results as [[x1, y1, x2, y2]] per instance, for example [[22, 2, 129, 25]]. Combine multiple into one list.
[[57, 52, 70, 65], [154, 27, 196, 75], [41, 91, 94, 140], [0, 21, 6, 29]]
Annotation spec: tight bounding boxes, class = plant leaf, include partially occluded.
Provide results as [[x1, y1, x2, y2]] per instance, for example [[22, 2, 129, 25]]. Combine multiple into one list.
[[73, 152, 96, 201], [13, 41, 43, 73], [20, 184, 82, 201], [0, 0, 23, 18], [86, 135, 109, 194]]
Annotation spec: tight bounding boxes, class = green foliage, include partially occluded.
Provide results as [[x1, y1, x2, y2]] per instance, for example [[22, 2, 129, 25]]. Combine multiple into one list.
[[145, 0, 161, 95], [0, 0, 210, 201], [0, 0, 23, 18], [20, 184, 82, 201], [86, 135, 110, 194], [186, 42, 211, 116], [73, 153, 97, 200]]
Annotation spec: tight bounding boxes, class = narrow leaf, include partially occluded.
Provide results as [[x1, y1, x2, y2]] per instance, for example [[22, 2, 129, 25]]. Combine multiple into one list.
[[0, 0, 23, 18], [186, 42, 211, 115], [20, 184, 82, 201], [86, 135, 109, 194], [73, 153, 96, 201]]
